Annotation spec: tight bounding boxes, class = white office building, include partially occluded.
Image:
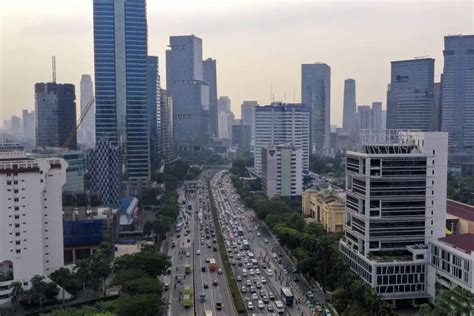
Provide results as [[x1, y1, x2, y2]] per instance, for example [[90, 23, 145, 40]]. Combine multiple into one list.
[[254, 103, 310, 175], [261, 144, 303, 198], [339, 130, 448, 304], [0, 151, 67, 304]]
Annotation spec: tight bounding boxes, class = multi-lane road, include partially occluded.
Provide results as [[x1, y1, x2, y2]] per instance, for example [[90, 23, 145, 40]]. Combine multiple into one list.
[[211, 170, 317, 315], [165, 171, 234, 316]]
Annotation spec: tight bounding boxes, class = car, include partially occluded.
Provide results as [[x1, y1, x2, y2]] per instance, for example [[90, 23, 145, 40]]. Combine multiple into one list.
[[201, 266, 206, 272], [293, 275, 299, 282], [237, 275, 242, 282], [261, 277, 267, 284], [241, 286, 247, 293], [283, 269, 288, 274], [205, 257, 210, 263], [292, 266, 298, 273], [267, 304, 274, 312], [186, 252, 191, 257], [255, 269, 261, 275], [199, 293, 207, 302], [252, 293, 258, 301], [196, 249, 201, 255], [163, 283, 169, 291], [257, 232, 261, 236], [264, 238, 269, 243], [250, 286, 256, 293], [257, 300, 264, 309], [266, 269, 274, 277], [307, 291, 315, 299], [213, 247, 217, 252], [249, 269, 255, 276], [203, 282, 209, 288], [213, 279, 218, 286], [217, 268, 223, 274], [262, 295, 269, 303], [255, 282, 262, 289], [171, 241, 176, 248], [269, 292, 275, 300], [246, 279, 252, 287], [248, 302, 254, 310], [216, 301, 223, 310]]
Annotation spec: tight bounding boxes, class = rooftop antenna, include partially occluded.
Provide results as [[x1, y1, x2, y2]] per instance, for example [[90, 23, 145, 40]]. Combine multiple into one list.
[[52, 56, 56, 83]]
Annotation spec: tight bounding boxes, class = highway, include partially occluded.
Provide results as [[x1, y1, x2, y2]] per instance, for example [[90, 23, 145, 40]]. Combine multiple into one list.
[[165, 171, 234, 316], [211, 170, 319, 315]]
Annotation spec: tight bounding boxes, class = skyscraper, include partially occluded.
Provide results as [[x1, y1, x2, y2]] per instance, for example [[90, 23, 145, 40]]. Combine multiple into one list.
[[342, 79, 357, 135], [357, 105, 372, 130], [147, 56, 160, 172], [340, 130, 448, 302], [22, 109, 35, 142], [301, 63, 331, 152], [203, 58, 218, 138], [386, 58, 435, 131], [78, 74, 95, 147], [160, 89, 175, 165], [217, 96, 232, 140], [371, 101, 383, 130], [35, 82, 77, 150], [93, 0, 150, 189], [89, 139, 122, 208], [166, 35, 210, 149], [254, 103, 310, 175], [441, 35, 474, 150], [241, 101, 258, 144]]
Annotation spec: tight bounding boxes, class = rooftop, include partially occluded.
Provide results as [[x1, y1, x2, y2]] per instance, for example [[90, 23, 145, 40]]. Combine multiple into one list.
[[439, 233, 474, 254], [447, 199, 474, 222]]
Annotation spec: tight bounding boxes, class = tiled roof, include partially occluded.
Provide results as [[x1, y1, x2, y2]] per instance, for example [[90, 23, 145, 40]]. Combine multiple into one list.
[[447, 199, 474, 222], [439, 233, 474, 254]]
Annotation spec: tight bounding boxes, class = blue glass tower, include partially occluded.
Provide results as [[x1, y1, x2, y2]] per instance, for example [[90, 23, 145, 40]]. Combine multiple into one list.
[[93, 0, 150, 188]]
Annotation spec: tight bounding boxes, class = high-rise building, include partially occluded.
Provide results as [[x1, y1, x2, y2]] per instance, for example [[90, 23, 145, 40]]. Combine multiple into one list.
[[160, 89, 175, 165], [166, 35, 209, 149], [254, 103, 310, 175], [241, 101, 258, 145], [217, 96, 232, 140], [372, 102, 383, 130], [262, 144, 303, 198], [343, 79, 357, 136], [35, 82, 77, 150], [441, 35, 474, 150], [357, 105, 373, 130], [89, 139, 122, 208], [232, 124, 251, 149], [22, 109, 35, 143], [339, 130, 448, 302], [433, 82, 442, 131], [301, 63, 331, 152], [203, 58, 218, 138], [387, 58, 435, 131], [147, 56, 160, 173], [93, 0, 150, 189], [0, 150, 66, 304], [78, 74, 95, 147]]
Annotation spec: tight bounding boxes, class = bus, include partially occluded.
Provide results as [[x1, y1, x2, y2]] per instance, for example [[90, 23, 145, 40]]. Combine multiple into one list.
[[185, 264, 191, 274], [242, 240, 250, 250], [183, 286, 192, 308], [275, 300, 285, 314], [209, 258, 217, 272], [280, 287, 294, 306]]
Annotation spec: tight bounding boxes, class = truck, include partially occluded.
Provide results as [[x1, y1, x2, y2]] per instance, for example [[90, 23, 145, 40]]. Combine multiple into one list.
[[183, 286, 192, 308], [209, 258, 217, 272]]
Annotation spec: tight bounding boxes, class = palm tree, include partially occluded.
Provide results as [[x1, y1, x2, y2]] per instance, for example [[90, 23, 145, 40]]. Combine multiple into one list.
[[9, 282, 24, 305], [29, 275, 47, 308]]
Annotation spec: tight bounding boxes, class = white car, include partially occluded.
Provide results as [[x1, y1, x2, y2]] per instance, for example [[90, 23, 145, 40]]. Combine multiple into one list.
[[252, 293, 258, 301], [257, 300, 264, 309], [196, 249, 201, 255], [261, 277, 267, 284], [248, 302, 254, 310]]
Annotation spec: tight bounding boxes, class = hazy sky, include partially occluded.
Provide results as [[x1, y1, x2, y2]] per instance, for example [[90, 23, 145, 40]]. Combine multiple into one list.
[[1, 0, 473, 126]]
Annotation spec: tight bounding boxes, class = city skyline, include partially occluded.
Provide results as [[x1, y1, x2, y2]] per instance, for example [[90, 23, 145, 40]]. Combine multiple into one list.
[[1, 0, 472, 125]]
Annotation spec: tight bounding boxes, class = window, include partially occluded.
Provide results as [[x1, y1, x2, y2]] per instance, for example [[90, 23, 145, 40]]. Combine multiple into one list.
[[15, 250, 20, 254]]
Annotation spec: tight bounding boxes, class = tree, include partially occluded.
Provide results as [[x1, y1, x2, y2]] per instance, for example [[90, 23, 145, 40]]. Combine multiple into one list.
[[121, 277, 162, 295], [417, 303, 433, 316], [112, 269, 148, 286], [50, 267, 82, 296], [116, 294, 164, 316], [9, 282, 24, 305], [114, 246, 171, 277]]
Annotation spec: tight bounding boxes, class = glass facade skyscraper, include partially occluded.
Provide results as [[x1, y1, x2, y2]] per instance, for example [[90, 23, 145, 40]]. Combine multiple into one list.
[[387, 58, 435, 132], [147, 56, 160, 172], [441, 35, 474, 150], [166, 35, 209, 150], [93, 0, 150, 188], [301, 63, 331, 152]]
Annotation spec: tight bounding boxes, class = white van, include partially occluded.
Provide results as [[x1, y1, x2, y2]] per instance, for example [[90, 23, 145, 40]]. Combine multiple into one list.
[[242, 269, 248, 277], [275, 300, 285, 314]]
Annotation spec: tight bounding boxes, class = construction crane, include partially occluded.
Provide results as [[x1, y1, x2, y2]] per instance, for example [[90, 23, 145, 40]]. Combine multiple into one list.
[[59, 97, 95, 155]]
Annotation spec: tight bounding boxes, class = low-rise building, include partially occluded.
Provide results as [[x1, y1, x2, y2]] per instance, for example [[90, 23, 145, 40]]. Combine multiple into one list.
[[446, 199, 474, 235], [302, 186, 345, 233]]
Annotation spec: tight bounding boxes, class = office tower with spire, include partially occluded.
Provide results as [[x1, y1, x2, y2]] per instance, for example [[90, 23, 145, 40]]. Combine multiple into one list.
[[301, 63, 331, 152], [35, 82, 77, 150], [93, 0, 150, 189]]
